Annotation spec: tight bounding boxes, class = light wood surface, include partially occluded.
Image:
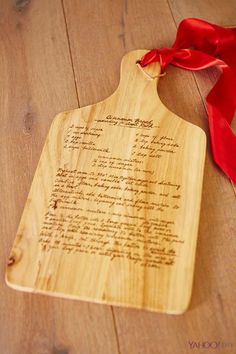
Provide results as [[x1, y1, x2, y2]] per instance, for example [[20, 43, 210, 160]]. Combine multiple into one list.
[[6, 50, 206, 314], [1, 0, 235, 353]]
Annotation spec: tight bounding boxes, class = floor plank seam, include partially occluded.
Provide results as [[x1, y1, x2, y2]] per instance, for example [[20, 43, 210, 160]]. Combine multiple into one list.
[[111, 307, 122, 354], [61, 0, 80, 107], [166, 0, 178, 29]]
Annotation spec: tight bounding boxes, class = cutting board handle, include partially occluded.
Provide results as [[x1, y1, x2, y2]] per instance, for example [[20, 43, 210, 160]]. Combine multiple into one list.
[[113, 50, 162, 109]]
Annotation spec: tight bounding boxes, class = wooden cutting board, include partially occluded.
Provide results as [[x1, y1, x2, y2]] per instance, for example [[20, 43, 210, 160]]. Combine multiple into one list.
[[6, 49, 206, 314]]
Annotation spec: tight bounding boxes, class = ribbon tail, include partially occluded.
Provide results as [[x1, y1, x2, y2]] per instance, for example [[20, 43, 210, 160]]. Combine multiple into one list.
[[206, 68, 236, 183], [171, 51, 236, 183]]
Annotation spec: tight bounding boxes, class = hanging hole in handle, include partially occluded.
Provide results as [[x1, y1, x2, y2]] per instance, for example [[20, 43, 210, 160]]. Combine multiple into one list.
[[136, 61, 166, 80]]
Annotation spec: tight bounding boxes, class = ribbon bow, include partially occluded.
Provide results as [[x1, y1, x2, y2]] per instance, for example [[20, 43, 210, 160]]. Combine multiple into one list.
[[138, 18, 236, 184]]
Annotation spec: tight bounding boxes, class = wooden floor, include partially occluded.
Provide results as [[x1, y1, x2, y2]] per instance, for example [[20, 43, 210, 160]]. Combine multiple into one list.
[[1, 1, 236, 353]]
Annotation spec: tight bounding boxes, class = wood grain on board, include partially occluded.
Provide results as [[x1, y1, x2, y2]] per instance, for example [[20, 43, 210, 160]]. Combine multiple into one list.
[[1, 0, 236, 353], [6, 50, 206, 314]]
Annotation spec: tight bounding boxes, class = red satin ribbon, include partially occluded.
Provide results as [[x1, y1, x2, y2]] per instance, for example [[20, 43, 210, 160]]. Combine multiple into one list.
[[138, 18, 236, 183]]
